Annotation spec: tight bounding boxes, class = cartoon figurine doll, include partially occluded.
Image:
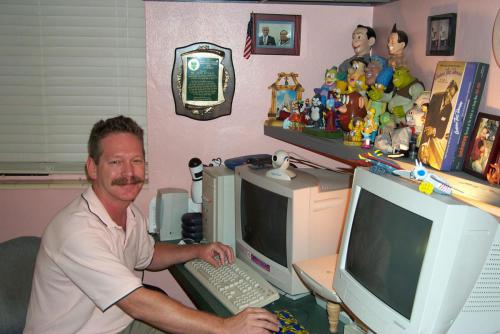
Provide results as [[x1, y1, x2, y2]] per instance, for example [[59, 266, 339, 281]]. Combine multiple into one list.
[[361, 108, 378, 148], [347, 58, 368, 94], [388, 66, 424, 123], [337, 91, 367, 132], [314, 67, 338, 106], [310, 95, 325, 129], [387, 24, 409, 70], [344, 117, 365, 146]]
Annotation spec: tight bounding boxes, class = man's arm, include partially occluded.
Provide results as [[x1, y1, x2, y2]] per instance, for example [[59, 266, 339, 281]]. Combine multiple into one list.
[[146, 242, 234, 271], [117, 287, 279, 334]]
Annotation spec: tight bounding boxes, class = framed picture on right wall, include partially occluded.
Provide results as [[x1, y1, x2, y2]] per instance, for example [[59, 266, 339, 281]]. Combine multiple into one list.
[[426, 13, 457, 56], [463, 113, 500, 180]]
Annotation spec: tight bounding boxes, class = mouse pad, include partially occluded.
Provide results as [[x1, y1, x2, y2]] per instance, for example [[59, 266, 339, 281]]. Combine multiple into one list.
[[273, 309, 309, 334]]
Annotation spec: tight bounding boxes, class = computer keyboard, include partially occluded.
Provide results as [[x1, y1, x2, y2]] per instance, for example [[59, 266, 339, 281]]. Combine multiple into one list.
[[184, 257, 280, 314]]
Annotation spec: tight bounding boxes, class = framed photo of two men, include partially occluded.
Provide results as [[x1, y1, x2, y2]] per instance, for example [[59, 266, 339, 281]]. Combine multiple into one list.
[[252, 13, 301, 56]]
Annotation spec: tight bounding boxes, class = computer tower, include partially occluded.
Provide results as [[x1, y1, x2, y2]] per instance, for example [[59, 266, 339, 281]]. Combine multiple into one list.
[[202, 166, 235, 250], [156, 188, 189, 241]]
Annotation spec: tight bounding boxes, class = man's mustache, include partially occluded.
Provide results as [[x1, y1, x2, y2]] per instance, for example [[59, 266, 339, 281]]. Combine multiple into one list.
[[111, 176, 144, 186]]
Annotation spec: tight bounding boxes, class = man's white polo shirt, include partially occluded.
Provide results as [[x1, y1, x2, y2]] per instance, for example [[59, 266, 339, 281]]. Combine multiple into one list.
[[24, 187, 155, 334]]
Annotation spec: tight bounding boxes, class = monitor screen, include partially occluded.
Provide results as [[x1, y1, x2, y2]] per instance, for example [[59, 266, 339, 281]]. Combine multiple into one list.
[[241, 179, 287, 267], [346, 188, 432, 319]]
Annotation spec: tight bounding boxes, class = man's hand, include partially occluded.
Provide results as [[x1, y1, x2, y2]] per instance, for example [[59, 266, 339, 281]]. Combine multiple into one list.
[[197, 242, 234, 267], [221, 308, 280, 334]]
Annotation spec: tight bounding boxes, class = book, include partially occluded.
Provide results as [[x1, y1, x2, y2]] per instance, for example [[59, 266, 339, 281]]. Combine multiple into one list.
[[450, 63, 489, 170], [440, 62, 477, 170], [417, 61, 476, 171]]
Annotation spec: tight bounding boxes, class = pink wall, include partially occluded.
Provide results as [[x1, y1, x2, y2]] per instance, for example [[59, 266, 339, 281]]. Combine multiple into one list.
[[144, 1, 373, 199]]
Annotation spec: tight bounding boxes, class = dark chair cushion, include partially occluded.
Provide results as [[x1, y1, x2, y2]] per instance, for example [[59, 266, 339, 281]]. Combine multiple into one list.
[[0, 236, 40, 334]]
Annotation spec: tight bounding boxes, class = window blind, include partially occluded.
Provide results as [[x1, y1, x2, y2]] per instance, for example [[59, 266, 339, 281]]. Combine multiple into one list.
[[0, 0, 146, 174]]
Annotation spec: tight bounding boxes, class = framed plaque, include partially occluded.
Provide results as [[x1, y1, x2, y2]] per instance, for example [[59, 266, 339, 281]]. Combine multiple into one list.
[[172, 42, 235, 120]]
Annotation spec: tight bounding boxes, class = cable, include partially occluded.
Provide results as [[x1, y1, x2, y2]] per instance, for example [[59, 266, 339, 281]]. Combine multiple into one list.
[[288, 152, 354, 175]]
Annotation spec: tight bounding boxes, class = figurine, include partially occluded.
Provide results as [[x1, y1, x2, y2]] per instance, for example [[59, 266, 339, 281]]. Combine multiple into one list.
[[347, 58, 368, 94], [314, 67, 338, 106], [325, 97, 338, 132], [344, 117, 364, 146], [387, 23, 408, 69], [388, 66, 424, 122], [409, 160, 453, 195], [337, 91, 367, 132], [288, 100, 302, 131], [310, 95, 325, 129], [405, 91, 430, 145], [365, 55, 386, 87], [338, 25, 377, 79], [301, 98, 312, 125], [361, 108, 378, 148]]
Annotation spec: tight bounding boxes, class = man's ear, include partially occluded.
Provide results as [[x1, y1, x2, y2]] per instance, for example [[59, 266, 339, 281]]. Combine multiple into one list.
[[86, 157, 97, 180], [368, 37, 376, 47]]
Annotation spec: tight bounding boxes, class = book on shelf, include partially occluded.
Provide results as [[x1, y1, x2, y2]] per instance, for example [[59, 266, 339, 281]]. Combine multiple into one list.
[[418, 61, 478, 171], [451, 62, 489, 170]]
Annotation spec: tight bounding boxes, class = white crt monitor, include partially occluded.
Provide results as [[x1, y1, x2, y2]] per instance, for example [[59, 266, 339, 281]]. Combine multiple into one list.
[[333, 167, 500, 334], [235, 165, 351, 297]]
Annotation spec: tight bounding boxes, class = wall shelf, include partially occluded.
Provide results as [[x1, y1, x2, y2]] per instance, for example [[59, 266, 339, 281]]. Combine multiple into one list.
[[264, 125, 500, 217]]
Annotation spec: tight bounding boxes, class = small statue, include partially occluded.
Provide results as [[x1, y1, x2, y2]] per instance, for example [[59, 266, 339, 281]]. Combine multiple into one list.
[[405, 91, 430, 146], [301, 98, 312, 125], [347, 58, 368, 94], [310, 94, 325, 129], [361, 108, 378, 149], [366, 57, 394, 127], [337, 91, 367, 132], [365, 55, 386, 87], [388, 66, 424, 122], [338, 25, 377, 79], [314, 67, 338, 106], [288, 100, 302, 131], [344, 117, 364, 146], [387, 23, 408, 70]]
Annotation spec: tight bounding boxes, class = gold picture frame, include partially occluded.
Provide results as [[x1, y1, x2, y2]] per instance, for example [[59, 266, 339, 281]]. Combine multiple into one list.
[[266, 72, 304, 127]]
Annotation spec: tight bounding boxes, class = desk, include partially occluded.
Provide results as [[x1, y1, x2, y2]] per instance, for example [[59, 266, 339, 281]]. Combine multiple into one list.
[[169, 263, 343, 334]]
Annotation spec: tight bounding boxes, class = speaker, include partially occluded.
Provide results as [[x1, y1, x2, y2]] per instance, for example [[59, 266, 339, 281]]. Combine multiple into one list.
[[156, 188, 189, 241]]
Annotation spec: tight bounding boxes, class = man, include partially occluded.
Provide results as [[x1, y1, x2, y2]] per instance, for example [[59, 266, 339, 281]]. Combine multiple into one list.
[[279, 30, 290, 46], [258, 26, 276, 46], [338, 25, 377, 78], [24, 116, 279, 334], [418, 80, 458, 166], [422, 80, 458, 142], [387, 23, 408, 69]]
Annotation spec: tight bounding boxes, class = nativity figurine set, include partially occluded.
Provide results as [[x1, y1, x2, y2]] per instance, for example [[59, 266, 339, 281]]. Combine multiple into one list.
[[275, 23, 431, 157]]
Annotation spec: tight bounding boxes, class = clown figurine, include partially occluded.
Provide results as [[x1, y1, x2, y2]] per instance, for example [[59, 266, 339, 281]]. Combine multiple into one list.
[[314, 67, 338, 106]]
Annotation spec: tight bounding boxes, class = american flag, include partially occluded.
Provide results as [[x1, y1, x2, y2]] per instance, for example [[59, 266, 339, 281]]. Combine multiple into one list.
[[243, 14, 253, 59]]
